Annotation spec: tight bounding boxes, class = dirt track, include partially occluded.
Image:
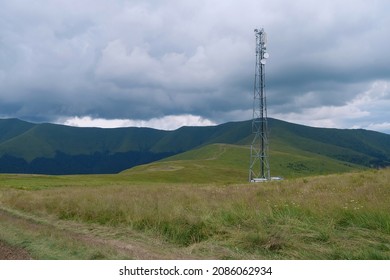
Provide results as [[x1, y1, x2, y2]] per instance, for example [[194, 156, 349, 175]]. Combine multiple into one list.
[[0, 240, 31, 260], [0, 207, 201, 260]]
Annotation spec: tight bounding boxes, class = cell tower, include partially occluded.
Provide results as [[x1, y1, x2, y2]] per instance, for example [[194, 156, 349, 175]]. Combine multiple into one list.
[[249, 28, 270, 182]]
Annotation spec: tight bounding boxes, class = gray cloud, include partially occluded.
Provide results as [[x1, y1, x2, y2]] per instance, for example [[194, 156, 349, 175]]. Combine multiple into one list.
[[1, 0, 390, 132]]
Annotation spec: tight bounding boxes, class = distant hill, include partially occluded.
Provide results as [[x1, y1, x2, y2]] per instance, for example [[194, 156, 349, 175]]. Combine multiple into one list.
[[0, 118, 389, 175]]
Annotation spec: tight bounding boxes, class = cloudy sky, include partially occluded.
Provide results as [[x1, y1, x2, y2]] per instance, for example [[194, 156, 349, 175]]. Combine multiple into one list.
[[1, 0, 390, 133]]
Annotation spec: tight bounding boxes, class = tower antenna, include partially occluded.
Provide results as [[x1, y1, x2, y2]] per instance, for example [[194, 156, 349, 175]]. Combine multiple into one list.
[[249, 28, 270, 182]]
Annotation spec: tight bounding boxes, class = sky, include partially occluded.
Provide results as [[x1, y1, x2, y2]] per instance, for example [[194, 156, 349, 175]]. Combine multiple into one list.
[[1, 0, 390, 133]]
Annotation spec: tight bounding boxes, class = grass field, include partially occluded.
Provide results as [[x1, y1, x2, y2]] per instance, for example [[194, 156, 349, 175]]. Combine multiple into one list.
[[0, 158, 389, 259]]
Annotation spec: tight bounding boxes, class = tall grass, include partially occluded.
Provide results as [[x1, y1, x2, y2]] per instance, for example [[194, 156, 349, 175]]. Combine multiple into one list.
[[1, 168, 390, 259]]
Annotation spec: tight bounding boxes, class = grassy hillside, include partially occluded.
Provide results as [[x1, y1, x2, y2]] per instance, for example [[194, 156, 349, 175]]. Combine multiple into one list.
[[0, 168, 389, 259], [269, 119, 390, 167], [0, 119, 36, 143], [0, 117, 389, 174], [0, 121, 167, 161], [121, 143, 365, 183]]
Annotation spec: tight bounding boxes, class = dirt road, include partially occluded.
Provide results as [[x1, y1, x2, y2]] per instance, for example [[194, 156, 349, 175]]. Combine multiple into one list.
[[0, 240, 31, 260], [0, 207, 203, 260]]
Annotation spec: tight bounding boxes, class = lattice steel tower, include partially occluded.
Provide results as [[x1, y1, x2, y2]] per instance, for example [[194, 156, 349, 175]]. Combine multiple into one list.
[[249, 28, 270, 182]]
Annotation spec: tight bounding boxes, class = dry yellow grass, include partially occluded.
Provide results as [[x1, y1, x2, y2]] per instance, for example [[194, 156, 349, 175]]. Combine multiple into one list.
[[1, 168, 389, 259]]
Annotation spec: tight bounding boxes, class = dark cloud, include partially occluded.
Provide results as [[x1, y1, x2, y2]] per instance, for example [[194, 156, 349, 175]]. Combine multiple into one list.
[[0, 0, 390, 132]]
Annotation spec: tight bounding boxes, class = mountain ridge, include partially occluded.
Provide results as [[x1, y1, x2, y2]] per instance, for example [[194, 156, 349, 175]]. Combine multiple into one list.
[[0, 118, 389, 175]]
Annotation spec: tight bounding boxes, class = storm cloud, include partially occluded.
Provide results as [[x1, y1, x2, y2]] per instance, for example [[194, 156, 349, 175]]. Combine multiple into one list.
[[1, 0, 390, 132]]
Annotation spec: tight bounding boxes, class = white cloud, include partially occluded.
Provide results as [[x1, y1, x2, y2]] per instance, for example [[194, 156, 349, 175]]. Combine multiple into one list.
[[60, 114, 215, 130], [352, 81, 390, 106], [365, 122, 390, 133], [270, 80, 390, 133], [271, 104, 369, 128]]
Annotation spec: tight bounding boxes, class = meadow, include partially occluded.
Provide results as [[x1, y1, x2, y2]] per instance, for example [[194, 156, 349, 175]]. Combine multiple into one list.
[[0, 166, 389, 259]]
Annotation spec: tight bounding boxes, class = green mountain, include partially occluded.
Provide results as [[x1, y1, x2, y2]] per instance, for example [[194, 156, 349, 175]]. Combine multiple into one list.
[[0, 118, 389, 175]]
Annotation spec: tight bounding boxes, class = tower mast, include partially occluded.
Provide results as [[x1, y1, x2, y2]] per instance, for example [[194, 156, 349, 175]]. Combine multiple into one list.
[[249, 28, 270, 182]]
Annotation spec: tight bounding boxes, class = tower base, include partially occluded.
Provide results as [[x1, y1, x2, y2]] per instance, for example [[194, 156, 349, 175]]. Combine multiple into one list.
[[250, 176, 283, 183]]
